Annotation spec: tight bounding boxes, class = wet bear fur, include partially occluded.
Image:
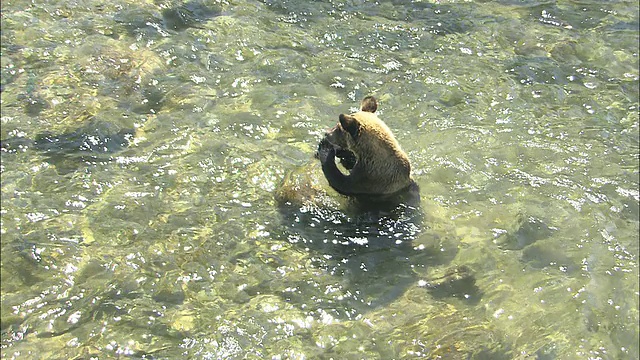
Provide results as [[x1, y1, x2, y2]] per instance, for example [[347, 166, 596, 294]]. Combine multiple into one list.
[[275, 96, 419, 215], [316, 96, 419, 209]]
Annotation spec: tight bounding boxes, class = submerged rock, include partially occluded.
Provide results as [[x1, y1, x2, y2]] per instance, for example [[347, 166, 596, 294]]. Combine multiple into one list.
[[1, 119, 134, 155], [1, 119, 135, 173]]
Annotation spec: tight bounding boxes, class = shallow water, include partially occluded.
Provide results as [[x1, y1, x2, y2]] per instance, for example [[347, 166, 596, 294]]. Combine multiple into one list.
[[1, 0, 638, 359]]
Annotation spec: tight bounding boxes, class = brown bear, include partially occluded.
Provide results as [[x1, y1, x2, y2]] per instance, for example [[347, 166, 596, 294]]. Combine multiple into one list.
[[275, 96, 419, 214], [274, 96, 421, 245], [316, 96, 418, 206]]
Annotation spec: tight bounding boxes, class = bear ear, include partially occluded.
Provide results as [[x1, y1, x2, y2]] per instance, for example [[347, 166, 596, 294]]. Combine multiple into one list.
[[360, 96, 377, 113], [339, 114, 360, 140]]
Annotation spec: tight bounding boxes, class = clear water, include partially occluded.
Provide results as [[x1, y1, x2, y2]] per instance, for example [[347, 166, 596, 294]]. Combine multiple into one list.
[[1, 0, 638, 359]]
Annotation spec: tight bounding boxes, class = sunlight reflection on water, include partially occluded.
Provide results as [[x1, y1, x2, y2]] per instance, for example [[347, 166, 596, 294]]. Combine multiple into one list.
[[0, 0, 638, 358]]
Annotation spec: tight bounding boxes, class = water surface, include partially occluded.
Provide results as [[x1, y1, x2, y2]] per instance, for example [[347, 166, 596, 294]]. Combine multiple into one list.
[[1, 0, 638, 359]]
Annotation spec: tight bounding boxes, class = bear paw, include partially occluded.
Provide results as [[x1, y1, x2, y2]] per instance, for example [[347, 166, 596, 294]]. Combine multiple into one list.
[[316, 137, 335, 163]]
